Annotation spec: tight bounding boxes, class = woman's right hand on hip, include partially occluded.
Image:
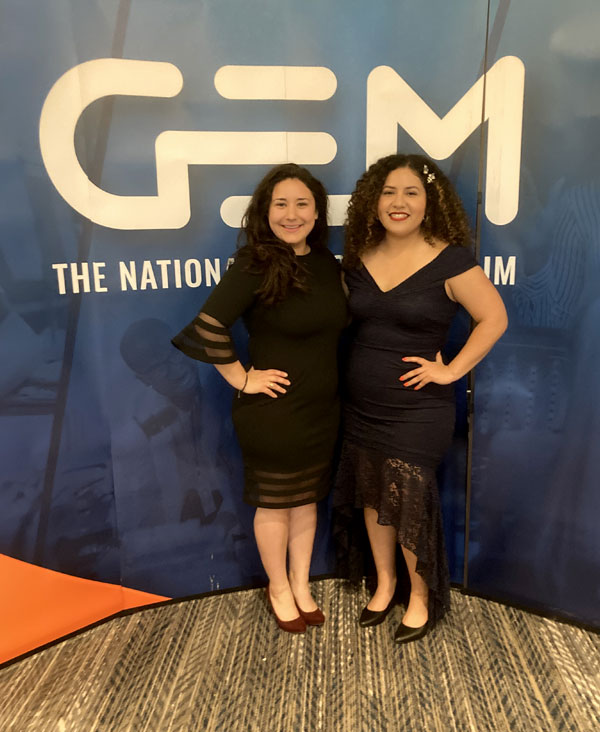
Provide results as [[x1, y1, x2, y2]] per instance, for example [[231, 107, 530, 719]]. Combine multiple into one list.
[[244, 367, 290, 398]]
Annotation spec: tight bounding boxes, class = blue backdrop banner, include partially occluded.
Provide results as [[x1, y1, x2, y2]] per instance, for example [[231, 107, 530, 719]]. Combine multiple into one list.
[[0, 0, 597, 627], [468, 0, 600, 626]]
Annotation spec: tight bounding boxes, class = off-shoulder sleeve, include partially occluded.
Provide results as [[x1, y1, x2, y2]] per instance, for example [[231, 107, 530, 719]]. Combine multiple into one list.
[[443, 245, 479, 279], [171, 256, 262, 364]]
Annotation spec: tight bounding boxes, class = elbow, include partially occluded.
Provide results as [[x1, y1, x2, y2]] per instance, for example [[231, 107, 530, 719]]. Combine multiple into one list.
[[489, 302, 509, 340], [490, 313, 508, 345], [498, 311, 508, 338], [477, 310, 508, 344]]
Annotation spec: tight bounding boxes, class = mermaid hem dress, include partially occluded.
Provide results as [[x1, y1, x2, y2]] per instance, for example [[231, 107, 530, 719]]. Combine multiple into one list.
[[333, 245, 478, 625], [173, 248, 347, 509]]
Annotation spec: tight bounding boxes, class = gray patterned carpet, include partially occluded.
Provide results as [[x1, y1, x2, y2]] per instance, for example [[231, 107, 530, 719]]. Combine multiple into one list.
[[1, 580, 598, 731]]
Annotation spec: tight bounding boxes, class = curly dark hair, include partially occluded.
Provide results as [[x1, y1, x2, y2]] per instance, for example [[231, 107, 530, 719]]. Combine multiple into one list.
[[344, 154, 472, 270], [236, 163, 329, 305]]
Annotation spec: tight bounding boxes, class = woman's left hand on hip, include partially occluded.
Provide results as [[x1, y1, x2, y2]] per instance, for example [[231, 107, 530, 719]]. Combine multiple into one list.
[[399, 352, 456, 389]]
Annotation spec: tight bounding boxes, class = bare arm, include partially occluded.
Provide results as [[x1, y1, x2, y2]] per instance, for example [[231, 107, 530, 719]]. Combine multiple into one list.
[[444, 266, 508, 379], [401, 266, 508, 389]]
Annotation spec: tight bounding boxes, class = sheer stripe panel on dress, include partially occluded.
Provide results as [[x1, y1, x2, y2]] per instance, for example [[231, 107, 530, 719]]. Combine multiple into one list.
[[246, 462, 330, 508], [171, 312, 236, 364]]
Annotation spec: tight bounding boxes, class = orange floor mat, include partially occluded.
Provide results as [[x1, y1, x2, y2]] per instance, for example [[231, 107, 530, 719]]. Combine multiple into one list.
[[0, 554, 168, 664]]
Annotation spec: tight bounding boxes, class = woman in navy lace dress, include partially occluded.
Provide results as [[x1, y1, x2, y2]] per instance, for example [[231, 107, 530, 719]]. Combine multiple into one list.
[[334, 154, 507, 643]]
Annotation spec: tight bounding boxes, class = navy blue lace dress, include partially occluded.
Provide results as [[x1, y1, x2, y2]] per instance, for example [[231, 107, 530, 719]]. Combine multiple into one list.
[[333, 245, 477, 625]]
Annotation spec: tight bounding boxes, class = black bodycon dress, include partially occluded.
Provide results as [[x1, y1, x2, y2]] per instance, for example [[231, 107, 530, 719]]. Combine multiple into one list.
[[173, 248, 347, 508], [333, 244, 477, 624]]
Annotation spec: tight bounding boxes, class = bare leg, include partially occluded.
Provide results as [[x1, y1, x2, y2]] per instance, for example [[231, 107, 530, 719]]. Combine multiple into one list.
[[254, 507, 298, 621], [288, 503, 318, 612], [400, 545, 429, 627], [364, 507, 397, 611]]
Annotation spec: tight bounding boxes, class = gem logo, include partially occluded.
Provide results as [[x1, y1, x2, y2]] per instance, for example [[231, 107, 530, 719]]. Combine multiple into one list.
[[39, 57, 525, 231], [367, 57, 525, 226]]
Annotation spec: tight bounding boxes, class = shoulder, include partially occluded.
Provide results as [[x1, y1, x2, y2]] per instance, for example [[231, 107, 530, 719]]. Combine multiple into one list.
[[230, 246, 254, 269], [224, 248, 264, 281], [440, 244, 478, 277], [204, 249, 264, 304], [341, 262, 365, 288], [310, 246, 343, 271]]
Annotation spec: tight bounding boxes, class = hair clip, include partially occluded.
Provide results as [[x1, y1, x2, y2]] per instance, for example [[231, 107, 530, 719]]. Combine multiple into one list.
[[423, 164, 435, 183]]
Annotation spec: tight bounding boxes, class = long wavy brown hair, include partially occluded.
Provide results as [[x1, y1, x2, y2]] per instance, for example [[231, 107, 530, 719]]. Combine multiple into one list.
[[344, 154, 472, 270], [236, 164, 329, 305]]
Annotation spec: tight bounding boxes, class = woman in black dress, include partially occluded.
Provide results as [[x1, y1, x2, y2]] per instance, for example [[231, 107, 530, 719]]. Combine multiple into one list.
[[173, 164, 346, 633], [334, 154, 507, 643]]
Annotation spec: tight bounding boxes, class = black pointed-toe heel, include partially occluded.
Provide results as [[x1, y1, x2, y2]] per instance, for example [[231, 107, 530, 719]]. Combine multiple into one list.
[[394, 620, 428, 644], [358, 598, 395, 627]]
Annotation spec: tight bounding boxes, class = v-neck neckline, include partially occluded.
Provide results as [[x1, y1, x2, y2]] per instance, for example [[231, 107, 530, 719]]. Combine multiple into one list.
[[361, 245, 450, 293]]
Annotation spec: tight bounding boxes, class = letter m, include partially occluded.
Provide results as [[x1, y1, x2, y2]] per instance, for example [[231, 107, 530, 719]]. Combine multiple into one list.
[[366, 56, 525, 225]]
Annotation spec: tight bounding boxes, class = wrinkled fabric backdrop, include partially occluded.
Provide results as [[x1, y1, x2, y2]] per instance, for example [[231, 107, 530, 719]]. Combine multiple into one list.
[[1, 0, 598, 633]]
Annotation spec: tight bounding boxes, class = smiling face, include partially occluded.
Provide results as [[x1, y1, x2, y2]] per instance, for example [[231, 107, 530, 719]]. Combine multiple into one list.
[[268, 178, 318, 252], [377, 166, 427, 239]]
